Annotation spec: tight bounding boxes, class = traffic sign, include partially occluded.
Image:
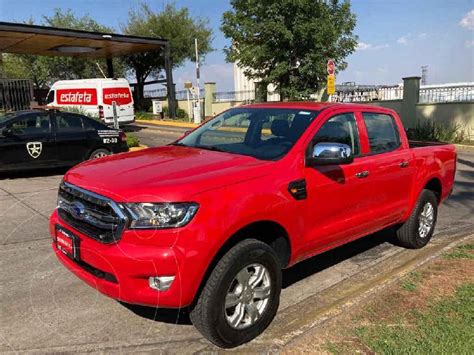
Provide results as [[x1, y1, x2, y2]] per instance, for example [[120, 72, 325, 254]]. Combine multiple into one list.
[[327, 59, 335, 75], [327, 75, 335, 95]]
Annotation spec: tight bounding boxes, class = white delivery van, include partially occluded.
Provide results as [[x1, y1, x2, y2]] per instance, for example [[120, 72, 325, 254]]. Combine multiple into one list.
[[46, 78, 135, 125]]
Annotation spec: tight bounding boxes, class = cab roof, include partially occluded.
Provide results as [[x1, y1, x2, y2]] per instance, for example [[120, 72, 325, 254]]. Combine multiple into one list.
[[242, 101, 395, 113]]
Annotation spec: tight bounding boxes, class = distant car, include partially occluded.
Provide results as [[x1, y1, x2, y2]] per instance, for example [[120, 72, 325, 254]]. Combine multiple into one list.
[[0, 110, 129, 172]]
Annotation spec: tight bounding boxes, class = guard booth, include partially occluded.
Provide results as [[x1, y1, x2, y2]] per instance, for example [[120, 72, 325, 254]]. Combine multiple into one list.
[[0, 21, 176, 117]]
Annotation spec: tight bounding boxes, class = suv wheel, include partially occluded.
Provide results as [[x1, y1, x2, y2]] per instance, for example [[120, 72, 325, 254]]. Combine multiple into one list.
[[190, 239, 282, 348], [396, 189, 438, 249]]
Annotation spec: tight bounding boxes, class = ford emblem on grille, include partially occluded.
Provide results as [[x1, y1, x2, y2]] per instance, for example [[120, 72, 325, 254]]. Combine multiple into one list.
[[70, 201, 86, 220]]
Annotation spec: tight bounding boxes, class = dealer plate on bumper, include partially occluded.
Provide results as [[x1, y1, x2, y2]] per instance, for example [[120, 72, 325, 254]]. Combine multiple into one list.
[[56, 225, 80, 260]]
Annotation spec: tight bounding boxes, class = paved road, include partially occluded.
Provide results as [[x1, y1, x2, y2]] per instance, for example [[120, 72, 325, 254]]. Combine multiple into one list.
[[1, 127, 473, 352]]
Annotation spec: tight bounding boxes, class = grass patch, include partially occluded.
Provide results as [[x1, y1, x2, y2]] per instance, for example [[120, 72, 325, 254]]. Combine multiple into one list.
[[352, 284, 474, 354], [126, 134, 140, 148], [443, 244, 474, 260], [400, 271, 422, 292]]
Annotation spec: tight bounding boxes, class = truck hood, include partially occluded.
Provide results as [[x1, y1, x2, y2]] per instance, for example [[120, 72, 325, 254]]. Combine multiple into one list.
[[65, 146, 273, 202]]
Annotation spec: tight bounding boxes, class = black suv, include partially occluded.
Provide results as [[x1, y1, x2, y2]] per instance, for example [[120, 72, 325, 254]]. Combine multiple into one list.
[[0, 110, 129, 172]]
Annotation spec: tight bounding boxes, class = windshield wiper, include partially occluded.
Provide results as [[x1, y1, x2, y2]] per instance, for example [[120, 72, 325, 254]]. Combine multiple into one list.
[[169, 142, 187, 147], [193, 144, 228, 153]]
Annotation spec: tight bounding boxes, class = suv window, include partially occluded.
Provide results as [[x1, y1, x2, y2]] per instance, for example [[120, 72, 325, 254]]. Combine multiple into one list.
[[56, 113, 84, 132], [313, 113, 360, 156], [10, 113, 50, 135], [363, 113, 400, 153]]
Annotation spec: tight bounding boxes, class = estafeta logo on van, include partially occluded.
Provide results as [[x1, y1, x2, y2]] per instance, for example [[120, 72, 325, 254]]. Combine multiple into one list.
[[57, 89, 98, 105], [102, 87, 132, 105]]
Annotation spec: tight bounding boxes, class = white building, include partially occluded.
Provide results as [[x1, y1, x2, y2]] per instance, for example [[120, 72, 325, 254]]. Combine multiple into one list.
[[233, 62, 280, 101]]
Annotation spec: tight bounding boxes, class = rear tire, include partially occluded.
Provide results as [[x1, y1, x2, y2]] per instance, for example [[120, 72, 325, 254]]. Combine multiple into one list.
[[190, 239, 282, 348], [396, 189, 438, 249], [89, 148, 110, 160]]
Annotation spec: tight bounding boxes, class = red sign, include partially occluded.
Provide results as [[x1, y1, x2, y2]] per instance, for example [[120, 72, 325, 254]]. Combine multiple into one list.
[[327, 59, 335, 75], [102, 87, 133, 106], [57, 88, 98, 105]]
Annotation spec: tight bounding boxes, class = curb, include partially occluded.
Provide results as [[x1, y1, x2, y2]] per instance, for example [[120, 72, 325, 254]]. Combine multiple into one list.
[[128, 144, 148, 152], [233, 227, 474, 352], [454, 143, 474, 152], [135, 119, 197, 129]]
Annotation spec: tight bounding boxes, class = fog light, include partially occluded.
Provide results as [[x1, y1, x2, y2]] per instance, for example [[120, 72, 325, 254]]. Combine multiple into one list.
[[149, 276, 175, 291]]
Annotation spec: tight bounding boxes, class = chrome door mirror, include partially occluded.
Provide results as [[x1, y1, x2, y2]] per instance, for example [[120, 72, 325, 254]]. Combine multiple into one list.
[[306, 142, 354, 166]]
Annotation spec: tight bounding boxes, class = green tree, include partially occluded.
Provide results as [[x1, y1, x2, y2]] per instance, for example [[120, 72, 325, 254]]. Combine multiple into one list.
[[121, 3, 213, 102], [221, 0, 358, 100]]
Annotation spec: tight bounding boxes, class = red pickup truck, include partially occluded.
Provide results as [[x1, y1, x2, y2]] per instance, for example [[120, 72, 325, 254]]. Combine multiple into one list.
[[50, 102, 456, 348]]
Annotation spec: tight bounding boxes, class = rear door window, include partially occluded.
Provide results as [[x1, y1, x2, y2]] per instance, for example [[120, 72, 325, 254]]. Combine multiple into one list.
[[56, 113, 84, 132], [362, 113, 400, 154]]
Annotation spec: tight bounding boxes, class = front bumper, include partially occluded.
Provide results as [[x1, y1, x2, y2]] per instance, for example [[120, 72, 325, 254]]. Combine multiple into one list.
[[50, 210, 204, 308]]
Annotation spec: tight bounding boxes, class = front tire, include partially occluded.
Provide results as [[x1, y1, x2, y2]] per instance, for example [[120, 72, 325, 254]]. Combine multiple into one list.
[[396, 189, 438, 249], [190, 239, 282, 348]]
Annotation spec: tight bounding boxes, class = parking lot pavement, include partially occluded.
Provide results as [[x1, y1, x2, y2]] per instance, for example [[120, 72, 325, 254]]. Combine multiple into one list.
[[1, 142, 473, 352]]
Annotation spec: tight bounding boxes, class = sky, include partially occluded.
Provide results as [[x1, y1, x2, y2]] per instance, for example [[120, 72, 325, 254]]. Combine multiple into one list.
[[1, 0, 473, 91]]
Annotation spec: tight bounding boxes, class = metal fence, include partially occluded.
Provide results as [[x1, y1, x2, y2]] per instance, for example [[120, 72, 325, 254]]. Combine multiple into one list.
[[419, 84, 474, 103], [213, 90, 255, 102], [0, 79, 33, 111], [332, 84, 403, 103]]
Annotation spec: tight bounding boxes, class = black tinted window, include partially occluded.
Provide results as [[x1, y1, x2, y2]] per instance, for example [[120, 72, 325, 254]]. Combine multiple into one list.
[[83, 117, 106, 130], [314, 113, 360, 156], [10, 113, 50, 135], [56, 113, 83, 132], [363, 113, 400, 153]]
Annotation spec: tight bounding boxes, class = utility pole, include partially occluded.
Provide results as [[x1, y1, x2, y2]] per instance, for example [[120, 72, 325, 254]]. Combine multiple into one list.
[[421, 66, 428, 85], [194, 38, 202, 124]]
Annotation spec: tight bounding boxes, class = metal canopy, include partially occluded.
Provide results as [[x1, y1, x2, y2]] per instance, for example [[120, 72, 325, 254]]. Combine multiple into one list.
[[0, 22, 176, 117]]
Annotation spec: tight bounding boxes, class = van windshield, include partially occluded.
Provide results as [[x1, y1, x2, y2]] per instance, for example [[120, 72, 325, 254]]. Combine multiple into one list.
[[175, 107, 318, 161], [45, 90, 55, 104]]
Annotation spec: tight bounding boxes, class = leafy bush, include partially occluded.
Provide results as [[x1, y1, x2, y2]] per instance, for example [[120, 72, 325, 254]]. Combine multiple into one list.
[[62, 106, 100, 121], [135, 111, 155, 120], [126, 134, 140, 148], [162, 106, 189, 120], [407, 120, 466, 143]]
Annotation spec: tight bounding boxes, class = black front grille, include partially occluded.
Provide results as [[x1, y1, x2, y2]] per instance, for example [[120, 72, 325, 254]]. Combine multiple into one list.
[[58, 182, 127, 243]]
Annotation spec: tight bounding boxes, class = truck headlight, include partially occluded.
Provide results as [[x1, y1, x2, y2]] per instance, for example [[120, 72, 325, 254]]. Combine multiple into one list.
[[123, 202, 198, 229]]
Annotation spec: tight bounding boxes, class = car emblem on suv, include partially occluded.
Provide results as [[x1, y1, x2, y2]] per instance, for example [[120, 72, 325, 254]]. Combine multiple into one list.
[[26, 142, 42, 159], [70, 201, 86, 220]]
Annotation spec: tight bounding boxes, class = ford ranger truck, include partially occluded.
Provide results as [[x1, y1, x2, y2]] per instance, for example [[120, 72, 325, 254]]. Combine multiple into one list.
[[50, 103, 456, 348]]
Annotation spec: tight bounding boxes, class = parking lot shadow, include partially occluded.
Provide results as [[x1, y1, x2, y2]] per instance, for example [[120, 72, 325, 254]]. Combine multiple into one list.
[[282, 228, 399, 288], [0, 167, 69, 180], [119, 302, 192, 325]]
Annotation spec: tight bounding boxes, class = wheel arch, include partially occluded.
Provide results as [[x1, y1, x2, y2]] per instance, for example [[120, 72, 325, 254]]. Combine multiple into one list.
[[191, 220, 291, 306]]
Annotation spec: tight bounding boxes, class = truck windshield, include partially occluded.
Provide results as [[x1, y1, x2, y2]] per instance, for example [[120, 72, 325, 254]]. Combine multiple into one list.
[[176, 107, 318, 160]]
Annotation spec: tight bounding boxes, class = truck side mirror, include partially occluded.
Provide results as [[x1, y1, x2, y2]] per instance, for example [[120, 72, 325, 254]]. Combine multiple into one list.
[[306, 142, 354, 167]]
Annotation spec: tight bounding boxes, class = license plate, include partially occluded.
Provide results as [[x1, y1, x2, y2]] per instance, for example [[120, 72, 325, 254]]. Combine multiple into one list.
[[56, 226, 79, 259]]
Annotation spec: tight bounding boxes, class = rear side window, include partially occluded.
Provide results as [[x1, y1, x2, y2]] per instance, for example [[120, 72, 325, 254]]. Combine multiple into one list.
[[363, 113, 400, 154], [313, 113, 360, 156], [56, 113, 83, 132]]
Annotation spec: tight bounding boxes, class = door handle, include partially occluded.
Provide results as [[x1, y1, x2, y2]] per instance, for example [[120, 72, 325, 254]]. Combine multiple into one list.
[[355, 170, 369, 178], [399, 161, 409, 168]]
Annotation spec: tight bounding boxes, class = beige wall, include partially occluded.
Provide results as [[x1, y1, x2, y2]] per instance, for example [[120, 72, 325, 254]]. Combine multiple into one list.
[[416, 102, 474, 141], [158, 98, 473, 141]]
